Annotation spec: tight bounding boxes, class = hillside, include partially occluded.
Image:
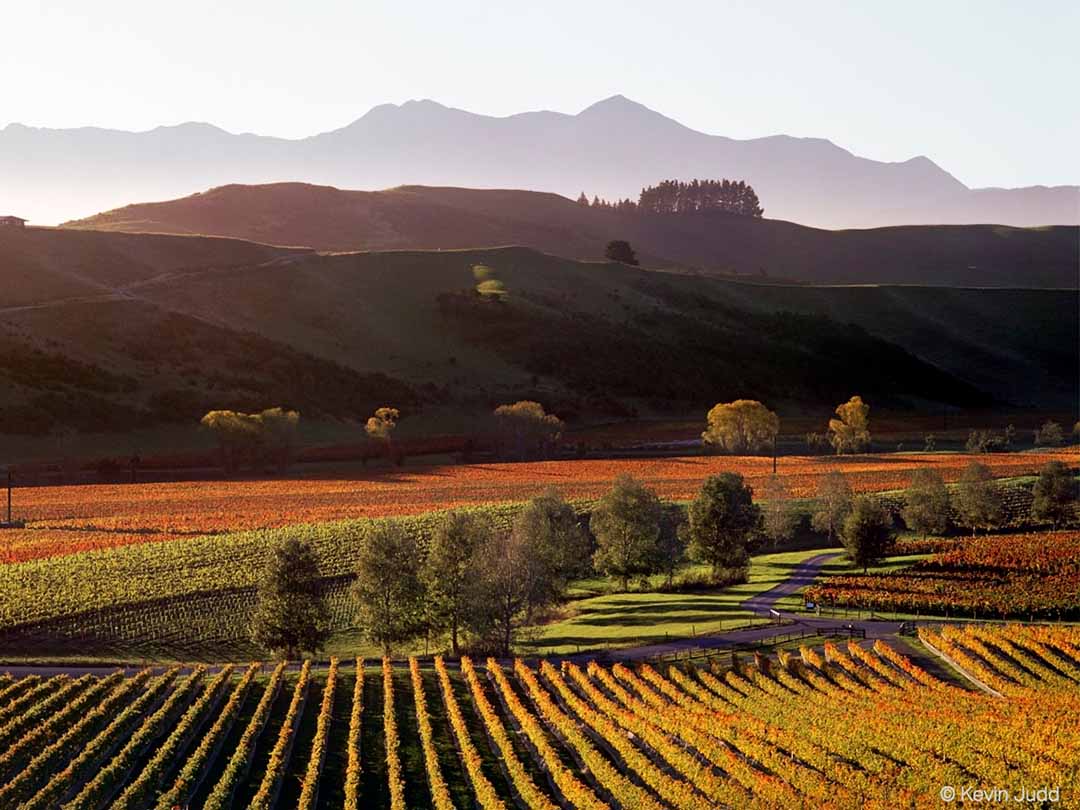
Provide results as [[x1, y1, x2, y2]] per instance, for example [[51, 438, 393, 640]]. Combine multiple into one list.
[[63, 183, 1080, 287], [0, 229, 1075, 435], [4, 95, 1077, 229]]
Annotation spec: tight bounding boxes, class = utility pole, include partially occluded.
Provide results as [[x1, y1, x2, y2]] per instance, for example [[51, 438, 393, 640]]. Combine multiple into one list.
[[772, 435, 778, 475], [4, 467, 12, 525]]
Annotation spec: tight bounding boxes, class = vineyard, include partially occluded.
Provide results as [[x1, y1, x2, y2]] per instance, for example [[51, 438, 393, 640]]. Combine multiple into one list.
[[806, 530, 1080, 619], [3, 448, 1074, 564], [0, 626, 1076, 808]]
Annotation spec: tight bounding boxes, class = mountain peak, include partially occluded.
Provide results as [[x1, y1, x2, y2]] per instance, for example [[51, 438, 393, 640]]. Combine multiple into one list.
[[578, 94, 653, 116]]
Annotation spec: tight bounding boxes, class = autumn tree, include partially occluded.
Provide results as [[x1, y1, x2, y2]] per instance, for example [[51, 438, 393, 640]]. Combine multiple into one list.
[[590, 475, 662, 591], [604, 240, 639, 266], [702, 400, 779, 454], [1032, 460, 1077, 528], [685, 473, 760, 578], [955, 462, 1003, 536], [423, 511, 491, 656], [902, 468, 950, 538], [351, 521, 426, 655], [201, 407, 300, 473], [841, 497, 892, 573], [812, 471, 853, 541], [828, 396, 871, 455], [250, 537, 330, 659], [493, 401, 563, 459], [760, 474, 799, 546]]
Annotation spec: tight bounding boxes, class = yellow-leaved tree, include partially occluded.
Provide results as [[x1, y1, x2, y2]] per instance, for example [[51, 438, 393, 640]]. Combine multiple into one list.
[[701, 400, 779, 454], [828, 396, 870, 455]]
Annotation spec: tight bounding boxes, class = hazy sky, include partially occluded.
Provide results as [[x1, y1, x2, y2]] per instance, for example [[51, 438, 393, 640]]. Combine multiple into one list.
[[3, 1, 1077, 188]]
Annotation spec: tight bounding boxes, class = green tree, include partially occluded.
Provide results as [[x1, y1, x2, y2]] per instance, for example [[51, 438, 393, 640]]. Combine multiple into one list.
[[202, 408, 301, 474], [701, 400, 779, 454], [469, 528, 544, 656], [1032, 460, 1077, 528], [685, 473, 760, 578], [576, 191, 590, 207], [760, 474, 799, 547], [604, 240, 639, 266], [511, 489, 591, 610], [955, 462, 1003, 536], [590, 474, 662, 591], [493, 401, 563, 459], [1034, 420, 1064, 447], [828, 396, 871, 455], [841, 497, 892, 573], [351, 522, 426, 655], [811, 471, 853, 541], [902, 468, 950, 538], [423, 511, 491, 656], [250, 537, 330, 659]]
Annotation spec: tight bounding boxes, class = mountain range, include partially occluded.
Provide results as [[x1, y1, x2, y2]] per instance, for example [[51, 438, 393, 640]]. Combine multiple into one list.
[[64, 182, 1079, 288], [4, 95, 1077, 229]]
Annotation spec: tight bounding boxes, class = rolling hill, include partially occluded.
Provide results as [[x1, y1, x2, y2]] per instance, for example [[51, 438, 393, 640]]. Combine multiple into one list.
[[4, 95, 1077, 228], [63, 183, 1080, 288], [1, 228, 1075, 437]]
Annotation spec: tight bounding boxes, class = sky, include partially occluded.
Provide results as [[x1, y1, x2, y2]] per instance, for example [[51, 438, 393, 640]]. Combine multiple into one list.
[[2, 1, 1077, 188]]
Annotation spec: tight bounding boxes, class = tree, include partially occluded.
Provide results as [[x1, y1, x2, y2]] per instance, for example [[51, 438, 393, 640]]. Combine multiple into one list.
[[1034, 420, 1064, 447], [638, 178, 764, 217], [812, 471, 853, 541], [365, 406, 399, 442], [576, 192, 590, 207], [760, 475, 799, 547], [659, 507, 689, 586], [1032, 460, 1077, 528], [201, 408, 300, 474], [701, 400, 779, 454], [351, 522, 426, 655], [902, 469, 950, 538], [510, 489, 591, 610], [955, 462, 1003, 536], [604, 240, 639, 266], [828, 396, 870, 455], [423, 512, 491, 656], [493, 401, 563, 459], [469, 528, 542, 656], [250, 537, 330, 659], [590, 475, 662, 591], [259, 407, 300, 472], [685, 473, 759, 578], [841, 497, 892, 573]]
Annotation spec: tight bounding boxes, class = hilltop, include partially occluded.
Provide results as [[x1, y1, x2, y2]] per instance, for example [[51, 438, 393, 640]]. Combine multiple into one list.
[[1, 228, 1075, 436], [4, 95, 1077, 228], [64, 183, 1080, 288]]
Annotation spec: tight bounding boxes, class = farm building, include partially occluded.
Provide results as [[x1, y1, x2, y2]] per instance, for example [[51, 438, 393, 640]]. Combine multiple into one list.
[[0, 216, 27, 228]]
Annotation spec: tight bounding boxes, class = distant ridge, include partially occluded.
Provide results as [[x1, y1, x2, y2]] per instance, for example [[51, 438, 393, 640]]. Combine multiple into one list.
[[3, 95, 1077, 228], [63, 182, 1080, 288]]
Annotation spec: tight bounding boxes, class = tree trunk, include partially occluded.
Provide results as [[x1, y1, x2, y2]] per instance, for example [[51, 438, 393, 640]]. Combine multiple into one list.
[[451, 622, 459, 657]]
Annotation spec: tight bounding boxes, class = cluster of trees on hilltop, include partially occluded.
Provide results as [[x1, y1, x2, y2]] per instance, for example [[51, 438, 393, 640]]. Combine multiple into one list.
[[577, 178, 764, 217]]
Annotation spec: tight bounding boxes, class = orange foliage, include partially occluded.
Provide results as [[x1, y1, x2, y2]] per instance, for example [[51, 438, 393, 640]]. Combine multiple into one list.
[[2, 448, 1074, 564]]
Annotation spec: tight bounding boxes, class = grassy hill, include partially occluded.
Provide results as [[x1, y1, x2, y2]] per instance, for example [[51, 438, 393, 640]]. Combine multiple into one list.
[[63, 183, 1080, 288], [1, 229, 1076, 435]]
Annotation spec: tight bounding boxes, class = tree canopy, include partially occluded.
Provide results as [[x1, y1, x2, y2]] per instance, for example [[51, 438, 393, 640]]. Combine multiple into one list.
[[250, 536, 330, 659], [955, 462, 1003, 536], [590, 474, 662, 591], [841, 497, 892, 573], [828, 396, 871, 455], [604, 240, 639, 265], [702, 400, 779, 454], [685, 473, 760, 577], [1032, 460, 1077, 528], [200, 407, 299, 473], [638, 178, 763, 217], [902, 468, 950, 538], [493, 401, 563, 459], [351, 521, 426, 655]]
